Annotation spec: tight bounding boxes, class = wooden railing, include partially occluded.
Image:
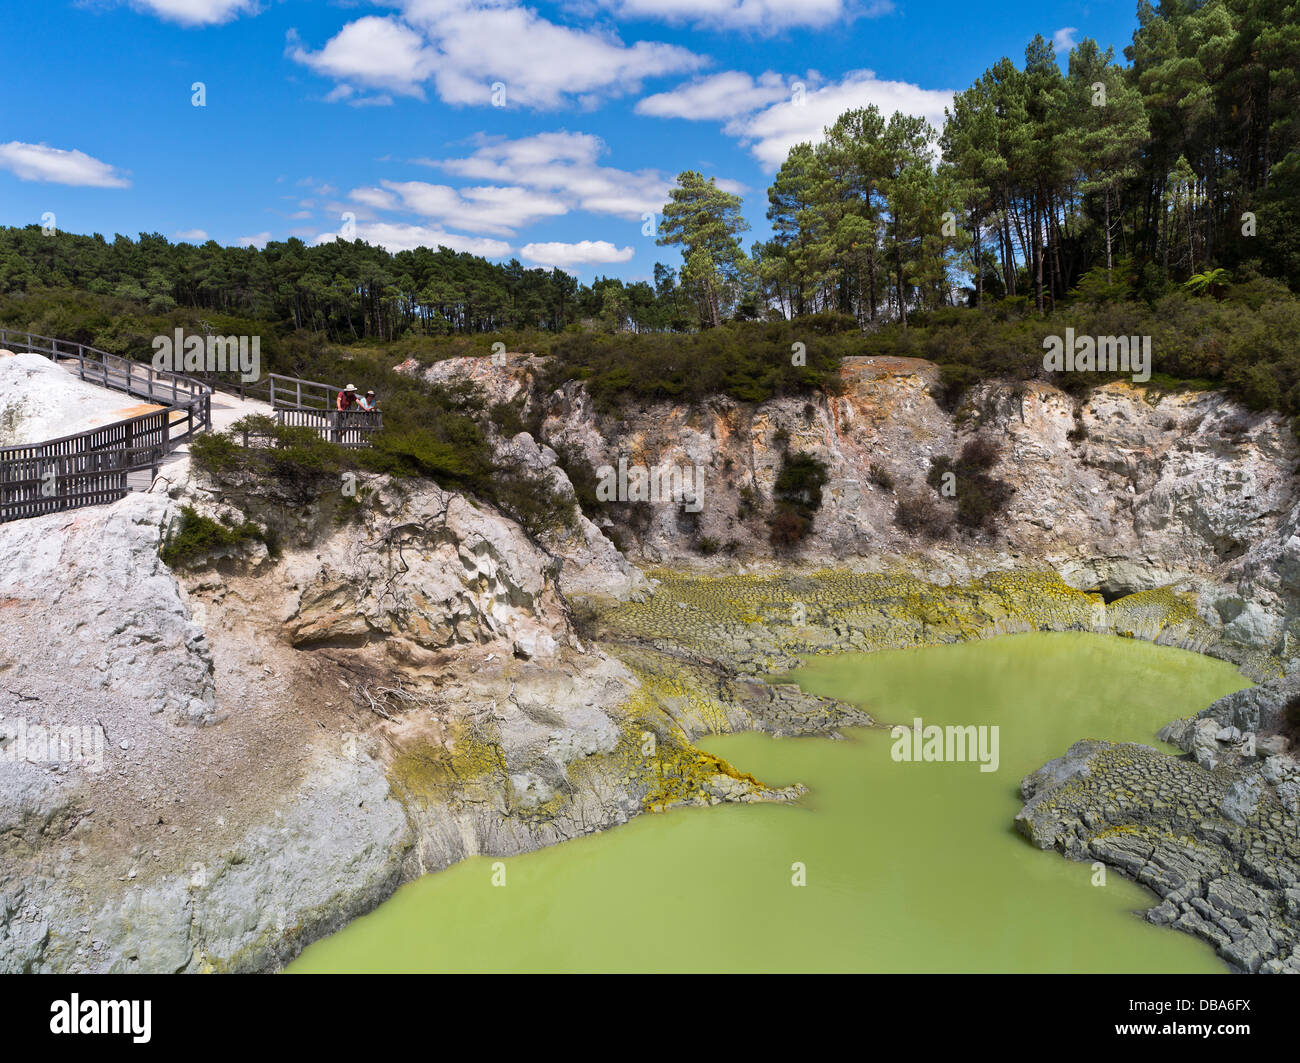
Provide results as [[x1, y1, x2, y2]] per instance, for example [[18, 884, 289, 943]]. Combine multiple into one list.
[[192, 370, 336, 411], [0, 330, 211, 523], [274, 407, 383, 449], [194, 368, 381, 448]]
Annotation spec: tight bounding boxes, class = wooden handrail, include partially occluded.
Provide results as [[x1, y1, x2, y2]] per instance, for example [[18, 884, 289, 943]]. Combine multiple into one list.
[[273, 407, 382, 449], [0, 330, 213, 523], [0, 331, 382, 522]]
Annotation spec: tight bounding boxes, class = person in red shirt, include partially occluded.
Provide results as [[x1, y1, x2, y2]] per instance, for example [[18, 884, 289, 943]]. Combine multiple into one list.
[[334, 384, 358, 441]]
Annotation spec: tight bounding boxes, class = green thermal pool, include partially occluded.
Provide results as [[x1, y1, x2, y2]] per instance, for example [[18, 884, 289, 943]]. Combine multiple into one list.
[[290, 632, 1250, 973]]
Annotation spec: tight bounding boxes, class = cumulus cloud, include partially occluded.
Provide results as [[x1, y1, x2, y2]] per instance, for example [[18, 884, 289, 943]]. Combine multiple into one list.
[[315, 222, 510, 257], [427, 131, 672, 219], [287, 18, 438, 98], [173, 229, 209, 242], [597, 0, 888, 32], [128, 0, 260, 25], [1053, 27, 1079, 53], [331, 131, 688, 262], [289, 1, 704, 109], [0, 142, 130, 187], [351, 180, 569, 236], [721, 70, 954, 168], [636, 71, 790, 120], [322, 84, 395, 107], [521, 240, 635, 268], [238, 232, 271, 248]]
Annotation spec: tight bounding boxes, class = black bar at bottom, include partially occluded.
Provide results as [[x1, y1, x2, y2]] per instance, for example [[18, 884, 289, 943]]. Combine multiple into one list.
[[0, 972, 1285, 1050]]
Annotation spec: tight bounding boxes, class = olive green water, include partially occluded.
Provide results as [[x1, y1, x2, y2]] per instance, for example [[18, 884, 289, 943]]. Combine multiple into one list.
[[290, 632, 1250, 973]]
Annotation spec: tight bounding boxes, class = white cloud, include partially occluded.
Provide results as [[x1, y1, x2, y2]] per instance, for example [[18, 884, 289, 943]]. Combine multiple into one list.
[[322, 84, 394, 107], [290, 1, 704, 109], [725, 70, 954, 169], [327, 129, 739, 262], [1053, 27, 1079, 53], [0, 142, 130, 188], [238, 232, 271, 248], [173, 229, 209, 241], [597, 0, 888, 32], [128, 0, 259, 25], [521, 240, 635, 268], [315, 222, 511, 257], [287, 17, 438, 98], [357, 180, 569, 235], [429, 131, 672, 219], [350, 186, 402, 212], [636, 71, 790, 120]]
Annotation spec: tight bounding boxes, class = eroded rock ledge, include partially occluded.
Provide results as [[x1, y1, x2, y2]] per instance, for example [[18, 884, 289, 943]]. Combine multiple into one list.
[[1016, 720, 1300, 973]]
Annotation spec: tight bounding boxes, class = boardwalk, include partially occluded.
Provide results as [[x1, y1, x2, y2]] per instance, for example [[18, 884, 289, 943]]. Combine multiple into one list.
[[0, 331, 212, 522], [0, 331, 379, 523]]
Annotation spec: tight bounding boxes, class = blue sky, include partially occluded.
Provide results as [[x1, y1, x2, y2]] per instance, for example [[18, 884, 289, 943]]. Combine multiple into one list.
[[0, 0, 1142, 282]]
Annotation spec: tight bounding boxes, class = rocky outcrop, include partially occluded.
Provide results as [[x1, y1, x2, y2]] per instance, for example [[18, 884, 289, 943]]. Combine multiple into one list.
[[0, 493, 218, 725], [491, 428, 647, 602], [1016, 737, 1300, 973], [421, 353, 1300, 665]]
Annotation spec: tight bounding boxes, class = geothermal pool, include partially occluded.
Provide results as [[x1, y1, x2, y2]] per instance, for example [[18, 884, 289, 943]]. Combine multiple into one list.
[[290, 632, 1248, 973]]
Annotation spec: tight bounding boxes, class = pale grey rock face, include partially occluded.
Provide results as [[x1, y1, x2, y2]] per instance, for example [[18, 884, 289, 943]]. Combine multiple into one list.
[[274, 478, 571, 661], [1220, 772, 1266, 824], [492, 428, 647, 602], [182, 753, 410, 973], [0, 493, 217, 726]]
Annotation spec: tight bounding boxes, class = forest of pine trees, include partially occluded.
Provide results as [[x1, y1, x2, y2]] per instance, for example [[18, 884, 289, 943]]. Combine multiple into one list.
[[745, 0, 1299, 324]]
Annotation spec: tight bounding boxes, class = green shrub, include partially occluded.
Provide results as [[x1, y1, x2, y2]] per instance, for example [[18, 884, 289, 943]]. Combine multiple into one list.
[[489, 399, 528, 437], [488, 470, 575, 537], [160, 505, 270, 569], [925, 435, 1013, 534], [769, 451, 829, 551]]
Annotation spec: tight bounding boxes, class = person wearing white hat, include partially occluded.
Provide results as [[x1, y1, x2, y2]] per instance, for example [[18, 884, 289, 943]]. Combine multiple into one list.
[[334, 384, 360, 442]]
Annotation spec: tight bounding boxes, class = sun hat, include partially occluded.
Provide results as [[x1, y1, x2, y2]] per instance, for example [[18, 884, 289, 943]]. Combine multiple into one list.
[[344, 384, 357, 392]]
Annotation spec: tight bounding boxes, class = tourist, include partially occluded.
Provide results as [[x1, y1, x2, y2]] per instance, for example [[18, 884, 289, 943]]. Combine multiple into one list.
[[357, 389, 378, 413], [334, 383, 359, 442]]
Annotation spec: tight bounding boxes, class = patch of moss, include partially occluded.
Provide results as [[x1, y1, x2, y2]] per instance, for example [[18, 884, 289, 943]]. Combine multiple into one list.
[[387, 719, 507, 808]]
